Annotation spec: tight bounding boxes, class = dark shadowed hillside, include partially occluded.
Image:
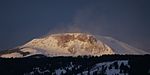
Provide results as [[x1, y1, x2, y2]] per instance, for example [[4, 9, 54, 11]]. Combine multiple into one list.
[[0, 55, 150, 75]]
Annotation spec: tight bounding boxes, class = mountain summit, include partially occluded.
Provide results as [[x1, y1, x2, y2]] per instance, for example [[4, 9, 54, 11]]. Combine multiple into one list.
[[0, 33, 148, 58]]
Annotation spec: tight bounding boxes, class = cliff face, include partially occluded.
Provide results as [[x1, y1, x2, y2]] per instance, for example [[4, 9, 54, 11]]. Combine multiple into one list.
[[52, 33, 111, 54]]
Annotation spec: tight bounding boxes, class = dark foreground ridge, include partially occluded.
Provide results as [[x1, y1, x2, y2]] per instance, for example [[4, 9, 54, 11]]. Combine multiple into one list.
[[0, 55, 150, 75]]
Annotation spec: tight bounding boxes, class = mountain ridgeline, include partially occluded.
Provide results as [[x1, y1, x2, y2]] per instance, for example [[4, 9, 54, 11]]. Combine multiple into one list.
[[0, 33, 149, 58], [0, 33, 150, 75]]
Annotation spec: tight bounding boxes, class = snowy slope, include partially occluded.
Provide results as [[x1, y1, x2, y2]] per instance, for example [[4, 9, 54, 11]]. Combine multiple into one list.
[[83, 60, 130, 75], [24, 60, 130, 75], [0, 33, 148, 58], [96, 36, 147, 54]]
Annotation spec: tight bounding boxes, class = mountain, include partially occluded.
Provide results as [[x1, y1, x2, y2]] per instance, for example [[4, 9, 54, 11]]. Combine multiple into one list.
[[0, 33, 148, 58]]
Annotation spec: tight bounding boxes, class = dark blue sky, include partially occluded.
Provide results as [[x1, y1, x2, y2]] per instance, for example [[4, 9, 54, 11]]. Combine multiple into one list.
[[0, 0, 150, 52]]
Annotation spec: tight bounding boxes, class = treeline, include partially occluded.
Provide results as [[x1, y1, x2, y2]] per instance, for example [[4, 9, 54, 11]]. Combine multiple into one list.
[[0, 54, 149, 75]]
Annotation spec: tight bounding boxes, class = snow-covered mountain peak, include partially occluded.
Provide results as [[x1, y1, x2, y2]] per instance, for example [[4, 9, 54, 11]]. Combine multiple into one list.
[[0, 33, 148, 58], [21, 33, 114, 56]]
